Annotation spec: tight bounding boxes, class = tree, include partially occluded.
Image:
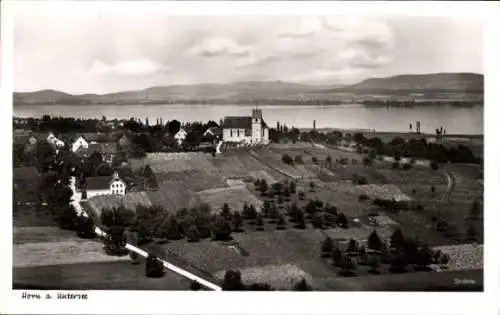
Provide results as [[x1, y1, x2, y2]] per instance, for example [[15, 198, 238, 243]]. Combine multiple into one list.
[[326, 155, 332, 168], [346, 239, 358, 254], [145, 254, 165, 278], [332, 247, 343, 267], [295, 155, 304, 164], [104, 226, 127, 256], [212, 216, 232, 241], [137, 222, 154, 245], [309, 181, 315, 192], [276, 214, 286, 230], [232, 211, 243, 232], [255, 213, 264, 231], [222, 270, 244, 291], [440, 253, 451, 267], [190, 280, 202, 291], [312, 156, 318, 164], [165, 217, 183, 240], [254, 179, 261, 190], [167, 120, 181, 136], [260, 179, 268, 196], [305, 200, 317, 215], [394, 150, 401, 162], [221, 203, 232, 221], [290, 181, 296, 194], [186, 225, 201, 242], [415, 244, 433, 270], [367, 230, 383, 252], [76, 215, 96, 239], [339, 256, 357, 276], [268, 202, 279, 220], [321, 236, 333, 257], [293, 278, 313, 291], [337, 213, 348, 229], [466, 224, 477, 241], [282, 154, 294, 165], [389, 250, 408, 273], [368, 253, 381, 274], [283, 186, 291, 200], [390, 228, 405, 250], [468, 199, 481, 221], [298, 191, 305, 200], [294, 210, 306, 229]]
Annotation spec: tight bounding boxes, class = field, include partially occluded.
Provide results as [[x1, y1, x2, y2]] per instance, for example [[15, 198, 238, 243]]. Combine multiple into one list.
[[87, 192, 152, 217], [13, 259, 190, 290], [197, 186, 263, 213]]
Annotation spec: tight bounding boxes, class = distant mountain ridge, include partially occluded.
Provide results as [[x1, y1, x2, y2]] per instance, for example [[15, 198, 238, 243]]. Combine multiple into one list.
[[14, 73, 483, 105]]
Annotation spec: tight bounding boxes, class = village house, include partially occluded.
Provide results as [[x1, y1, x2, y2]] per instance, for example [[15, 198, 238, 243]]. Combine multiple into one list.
[[203, 126, 222, 140], [70, 133, 107, 152], [74, 142, 118, 163], [174, 128, 188, 146], [46, 132, 65, 149], [82, 171, 127, 200], [222, 109, 269, 144]]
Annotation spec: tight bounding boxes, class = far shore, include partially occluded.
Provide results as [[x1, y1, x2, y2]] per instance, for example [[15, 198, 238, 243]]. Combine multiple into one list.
[[299, 128, 483, 140]]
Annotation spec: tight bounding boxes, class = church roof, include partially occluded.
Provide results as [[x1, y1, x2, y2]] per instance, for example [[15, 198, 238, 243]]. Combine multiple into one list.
[[222, 116, 253, 129]]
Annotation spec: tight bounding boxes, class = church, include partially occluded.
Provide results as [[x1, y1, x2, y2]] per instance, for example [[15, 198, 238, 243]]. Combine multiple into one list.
[[222, 109, 269, 144]]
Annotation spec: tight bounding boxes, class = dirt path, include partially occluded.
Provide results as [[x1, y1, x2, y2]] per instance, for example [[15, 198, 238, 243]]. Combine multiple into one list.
[[443, 171, 456, 202]]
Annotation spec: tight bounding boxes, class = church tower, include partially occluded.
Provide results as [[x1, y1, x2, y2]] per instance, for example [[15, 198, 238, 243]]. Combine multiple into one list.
[[252, 108, 263, 143]]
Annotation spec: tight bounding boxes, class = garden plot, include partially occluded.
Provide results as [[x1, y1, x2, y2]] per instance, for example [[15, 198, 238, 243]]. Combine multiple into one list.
[[310, 186, 366, 217], [197, 186, 263, 213], [432, 244, 483, 271], [154, 170, 227, 192], [13, 241, 130, 268], [13, 226, 86, 245], [248, 170, 278, 185], [359, 184, 411, 202], [132, 152, 218, 174], [13, 260, 190, 290], [87, 192, 152, 216], [213, 264, 314, 290], [322, 226, 393, 242], [146, 183, 199, 214]]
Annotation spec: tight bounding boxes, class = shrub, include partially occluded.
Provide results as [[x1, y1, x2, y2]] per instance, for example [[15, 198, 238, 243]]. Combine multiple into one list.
[[276, 214, 286, 230], [298, 191, 305, 200], [137, 223, 154, 245], [430, 161, 439, 170], [186, 225, 201, 242], [295, 155, 304, 164], [255, 213, 264, 231], [358, 194, 369, 202], [392, 162, 400, 169], [211, 216, 232, 241], [222, 270, 244, 291], [290, 181, 297, 194], [76, 215, 96, 239], [337, 213, 348, 229], [402, 163, 412, 170], [104, 226, 128, 256], [362, 157, 373, 166], [282, 154, 294, 165], [190, 280, 202, 291], [130, 251, 140, 265], [145, 254, 165, 278], [367, 230, 383, 252], [247, 283, 274, 291], [312, 156, 318, 164], [292, 278, 313, 291], [232, 211, 244, 232], [309, 181, 315, 192]]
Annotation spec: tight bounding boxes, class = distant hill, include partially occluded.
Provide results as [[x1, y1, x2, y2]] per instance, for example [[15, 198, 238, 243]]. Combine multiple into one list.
[[13, 73, 483, 105], [337, 73, 483, 94]]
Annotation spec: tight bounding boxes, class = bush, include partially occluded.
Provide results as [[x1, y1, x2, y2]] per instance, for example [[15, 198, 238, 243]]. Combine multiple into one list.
[[292, 278, 313, 291], [312, 156, 318, 164], [402, 163, 412, 170], [295, 155, 304, 164], [76, 215, 96, 239], [392, 162, 400, 169], [358, 194, 369, 202], [211, 216, 233, 241], [337, 213, 348, 228], [282, 154, 294, 165], [190, 280, 202, 291], [298, 191, 305, 200], [222, 270, 244, 291], [362, 157, 373, 166], [430, 161, 439, 170], [145, 254, 165, 278], [186, 225, 201, 242]]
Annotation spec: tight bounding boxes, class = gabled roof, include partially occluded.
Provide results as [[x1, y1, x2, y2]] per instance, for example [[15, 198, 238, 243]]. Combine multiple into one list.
[[75, 142, 118, 157], [204, 127, 222, 136], [86, 175, 124, 190], [222, 116, 252, 129]]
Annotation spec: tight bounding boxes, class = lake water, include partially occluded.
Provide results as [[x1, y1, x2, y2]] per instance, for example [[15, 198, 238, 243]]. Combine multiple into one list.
[[13, 104, 483, 135]]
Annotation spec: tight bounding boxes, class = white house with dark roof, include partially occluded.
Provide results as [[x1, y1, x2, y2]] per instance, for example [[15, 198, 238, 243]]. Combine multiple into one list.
[[83, 171, 126, 200], [222, 109, 269, 144], [46, 132, 65, 149], [174, 128, 188, 145]]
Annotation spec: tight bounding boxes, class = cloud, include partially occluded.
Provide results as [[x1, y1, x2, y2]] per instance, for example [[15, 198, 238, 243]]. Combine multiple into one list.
[[88, 59, 171, 76], [278, 16, 323, 38], [183, 37, 252, 58]]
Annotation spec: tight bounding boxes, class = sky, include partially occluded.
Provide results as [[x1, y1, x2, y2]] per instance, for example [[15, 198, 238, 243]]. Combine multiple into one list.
[[13, 8, 484, 94]]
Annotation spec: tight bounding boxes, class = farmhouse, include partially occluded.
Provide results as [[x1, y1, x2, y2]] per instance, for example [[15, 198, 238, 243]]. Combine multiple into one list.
[[222, 109, 269, 144], [83, 171, 127, 199], [174, 128, 188, 145], [46, 132, 65, 149], [203, 127, 222, 139]]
